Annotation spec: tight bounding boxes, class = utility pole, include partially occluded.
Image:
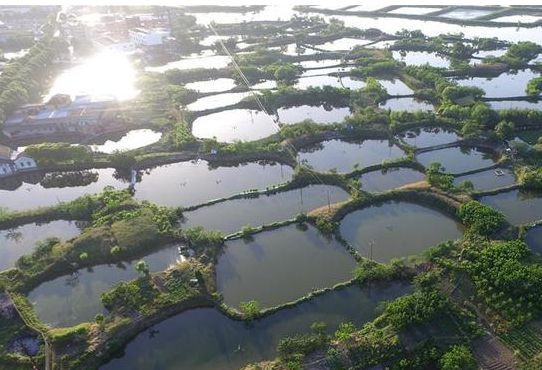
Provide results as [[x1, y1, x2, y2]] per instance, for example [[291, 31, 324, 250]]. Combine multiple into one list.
[[369, 240, 374, 261], [327, 189, 331, 211]]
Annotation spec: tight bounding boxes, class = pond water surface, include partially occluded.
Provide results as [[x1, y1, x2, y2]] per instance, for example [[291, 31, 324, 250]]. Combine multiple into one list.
[[0, 168, 126, 212], [454, 168, 515, 191], [191, 109, 278, 142], [359, 168, 425, 193], [398, 127, 460, 148], [479, 189, 542, 225], [217, 224, 357, 308], [277, 105, 351, 125], [299, 139, 405, 173], [182, 184, 349, 234], [416, 146, 497, 174], [455, 69, 538, 98], [314, 38, 371, 51], [29, 244, 183, 327], [146, 55, 230, 72], [187, 92, 252, 111], [340, 201, 464, 262], [100, 281, 411, 370], [90, 129, 162, 154], [185, 78, 237, 93], [392, 51, 450, 68], [379, 97, 434, 111], [526, 226, 542, 254], [134, 160, 293, 208], [0, 221, 84, 271]]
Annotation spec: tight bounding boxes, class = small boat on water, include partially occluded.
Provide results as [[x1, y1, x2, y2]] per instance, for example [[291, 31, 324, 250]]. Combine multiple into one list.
[[494, 169, 505, 176]]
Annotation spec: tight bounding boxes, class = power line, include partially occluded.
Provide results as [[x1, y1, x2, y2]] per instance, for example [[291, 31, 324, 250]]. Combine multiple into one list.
[[208, 24, 331, 192]]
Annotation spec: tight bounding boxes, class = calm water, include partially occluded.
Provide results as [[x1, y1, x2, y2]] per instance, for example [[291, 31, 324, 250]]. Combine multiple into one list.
[[416, 146, 497, 174], [277, 105, 351, 125], [314, 38, 371, 51], [489, 100, 542, 110], [28, 244, 183, 327], [134, 160, 293, 208], [340, 76, 366, 89], [0, 168, 126, 212], [146, 55, 230, 72], [307, 13, 542, 44], [492, 15, 542, 23], [182, 185, 349, 234], [185, 78, 237, 93], [100, 282, 411, 370], [454, 168, 516, 191], [250, 80, 277, 89], [455, 69, 539, 98], [438, 8, 494, 19], [90, 129, 162, 154], [188, 5, 299, 25], [0, 221, 83, 271], [359, 168, 425, 193], [398, 127, 460, 148], [191, 109, 278, 142], [379, 97, 434, 111], [379, 79, 413, 95], [187, 92, 252, 111], [525, 226, 542, 254], [479, 190, 542, 225], [217, 224, 356, 308], [299, 59, 342, 69], [388, 7, 440, 15], [300, 66, 353, 77], [294, 75, 343, 89], [392, 51, 450, 68], [299, 139, 405, 173], [340, 201, 464, 262]]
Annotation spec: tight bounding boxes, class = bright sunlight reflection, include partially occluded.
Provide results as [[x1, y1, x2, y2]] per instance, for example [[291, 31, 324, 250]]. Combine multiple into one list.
[[44, 50, 138, 102]]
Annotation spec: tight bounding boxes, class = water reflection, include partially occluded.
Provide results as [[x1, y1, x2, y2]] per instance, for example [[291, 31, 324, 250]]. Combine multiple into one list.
[[45, 50, 138, 101]]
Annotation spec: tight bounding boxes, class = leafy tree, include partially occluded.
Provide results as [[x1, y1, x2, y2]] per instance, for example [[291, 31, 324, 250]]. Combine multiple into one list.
[[425, 162, 454, 190], [239, 300, 260, 319], [439, 345, 477, 370], [458, 201, 505, 236], [135, 260, 150, 277], [495, 120, 515, 140]]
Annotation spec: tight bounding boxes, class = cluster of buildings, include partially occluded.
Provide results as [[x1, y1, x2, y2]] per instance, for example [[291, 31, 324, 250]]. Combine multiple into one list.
[[3, 94, 124, 141], [61, 10, 174, 54], [0, 144, 36, 178]]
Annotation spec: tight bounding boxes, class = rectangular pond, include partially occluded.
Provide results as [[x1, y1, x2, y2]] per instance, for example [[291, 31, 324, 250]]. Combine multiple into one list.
[[277, 105, 351, 125], [359, 167, 425, 193], [416, 146, 498, 174], [379, 97, 434, 112], [134, 160, 293, 208], [454, 69, 539, 98], [479, 189, 542, 225], [182, 184, 350, 234], [392, 51, 450, 68], [191, 108, 278, 142], [398, 127, 461, 148], [339, 201, 464, 262], [217, 224, 357, 308], [298, 139, 405, 173], [185, 78, 237, 93], [454, 168, 516, 191], [99, 281, 412, 370]]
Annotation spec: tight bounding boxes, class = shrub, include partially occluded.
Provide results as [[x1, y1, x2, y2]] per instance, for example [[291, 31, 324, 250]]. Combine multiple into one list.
[[458, 201, 505, 236], [239, 300, 260, 319], [439, 345, 477, 370]]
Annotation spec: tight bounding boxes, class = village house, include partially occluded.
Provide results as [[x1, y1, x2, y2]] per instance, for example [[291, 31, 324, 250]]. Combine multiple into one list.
[[0, 144, 37, 177], [2, 94, 124, 140]]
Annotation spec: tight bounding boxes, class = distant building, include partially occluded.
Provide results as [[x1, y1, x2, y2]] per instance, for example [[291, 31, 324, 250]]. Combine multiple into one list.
[[128, 27, 170, 47], [3, 94, 124, 140], [94, 36, 135, 53], [0, 144, 36, 177]]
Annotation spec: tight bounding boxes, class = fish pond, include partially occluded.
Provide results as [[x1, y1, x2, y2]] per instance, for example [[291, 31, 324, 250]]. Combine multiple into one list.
[[298, 139, 405, 173], [416, 146, 498, 174], [216, 224, 357, 308], [340, 201, 464, 262], [182, 184, 349, 234]]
